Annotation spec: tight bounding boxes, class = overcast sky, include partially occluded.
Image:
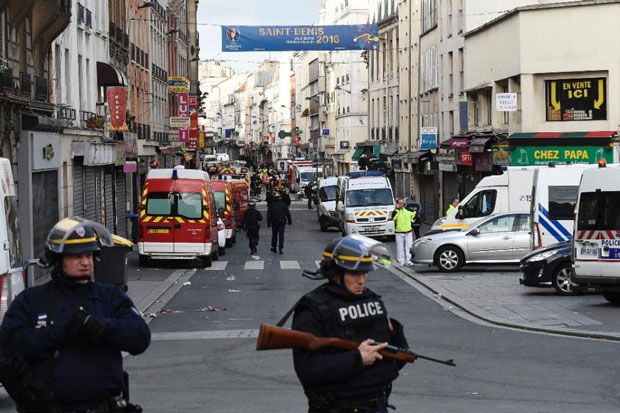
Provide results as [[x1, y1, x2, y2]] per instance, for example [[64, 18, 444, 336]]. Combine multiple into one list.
[[197, 0, 324, 73]]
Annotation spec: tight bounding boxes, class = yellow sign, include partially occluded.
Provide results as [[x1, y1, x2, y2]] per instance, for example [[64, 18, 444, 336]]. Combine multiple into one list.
[[546, 77, 606, 121], [168, 77, 190, 93], [199, 131, 205, 148]]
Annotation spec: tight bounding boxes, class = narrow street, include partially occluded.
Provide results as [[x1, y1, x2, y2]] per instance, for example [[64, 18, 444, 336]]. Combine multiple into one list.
[[120, 201, 620, 412]]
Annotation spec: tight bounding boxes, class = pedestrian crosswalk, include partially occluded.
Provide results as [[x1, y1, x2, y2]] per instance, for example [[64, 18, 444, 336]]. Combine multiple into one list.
[[203, 260, 320, 271]]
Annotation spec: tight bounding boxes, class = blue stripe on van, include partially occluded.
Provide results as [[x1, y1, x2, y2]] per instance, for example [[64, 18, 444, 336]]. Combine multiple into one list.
[[538, 204, 573, 239], [538, 214, 566, 243]]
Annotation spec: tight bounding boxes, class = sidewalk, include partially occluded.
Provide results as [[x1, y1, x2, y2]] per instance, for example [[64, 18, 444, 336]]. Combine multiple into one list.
[[393, 264, 620, 341]]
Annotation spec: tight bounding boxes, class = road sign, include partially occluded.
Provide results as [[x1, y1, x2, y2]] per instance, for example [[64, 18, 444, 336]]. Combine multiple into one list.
[[322, 129, 330, 136], [420, 127, 438, 150]]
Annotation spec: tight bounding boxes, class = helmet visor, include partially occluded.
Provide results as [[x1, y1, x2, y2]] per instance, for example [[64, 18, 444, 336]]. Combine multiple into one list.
[[329, 234, 392, 271], [46, 217, 114, 254]]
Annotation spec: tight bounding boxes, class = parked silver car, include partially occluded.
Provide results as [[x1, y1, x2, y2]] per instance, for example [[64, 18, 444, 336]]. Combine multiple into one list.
[[411, 213, 532, 272]]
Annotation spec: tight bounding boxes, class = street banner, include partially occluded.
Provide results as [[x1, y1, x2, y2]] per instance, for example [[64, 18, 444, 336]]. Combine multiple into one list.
[[222, 25, 380, 52], [169, 77, 190, 93], [106, 87, 128, 132], [178, 92, 189, 142], [188, 129, 199, 149], [189, 95, 198, 129], [199, 131, 205, 148]]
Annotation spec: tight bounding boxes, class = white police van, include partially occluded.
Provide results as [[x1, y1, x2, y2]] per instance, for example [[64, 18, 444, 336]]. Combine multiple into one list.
[[336, 171, 395, 238], [572, 162, 620, 304]]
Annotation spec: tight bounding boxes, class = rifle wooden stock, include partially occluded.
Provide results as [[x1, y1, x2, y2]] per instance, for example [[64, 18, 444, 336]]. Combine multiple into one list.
[[256, 323, 415, 363]]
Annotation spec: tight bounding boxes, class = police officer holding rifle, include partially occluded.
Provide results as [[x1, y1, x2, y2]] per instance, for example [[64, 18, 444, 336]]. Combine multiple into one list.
[[291, 235, 408, 413]]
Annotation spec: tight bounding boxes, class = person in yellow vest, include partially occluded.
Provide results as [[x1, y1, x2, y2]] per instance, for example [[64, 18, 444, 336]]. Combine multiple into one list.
[[446, 198, 459, 216], [391, 198, 417, 266]]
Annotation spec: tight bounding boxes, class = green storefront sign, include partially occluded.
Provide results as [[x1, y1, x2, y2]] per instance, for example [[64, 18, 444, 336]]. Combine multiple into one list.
[[511, 146, 613, 166]]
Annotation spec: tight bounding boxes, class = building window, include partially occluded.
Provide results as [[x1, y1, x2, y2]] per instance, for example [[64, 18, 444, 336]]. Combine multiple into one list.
[[472, 93, 480, 127], [486, 89, 492, 125]]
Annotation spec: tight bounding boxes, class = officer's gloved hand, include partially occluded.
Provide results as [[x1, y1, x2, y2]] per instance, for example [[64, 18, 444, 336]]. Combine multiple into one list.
[[65, 307, 107, 344]]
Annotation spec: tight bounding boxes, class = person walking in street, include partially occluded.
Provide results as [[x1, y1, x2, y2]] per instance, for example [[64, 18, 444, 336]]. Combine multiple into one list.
[[242, 200, 263, 258], [267, 192, 292, 254], [446, 197, 459, 216], [305, 182, 316, 209], [291, 235, 410, 412], [392, 198, 417, 266], [279, 188, 292, 207], [0, 218, 150, 412]]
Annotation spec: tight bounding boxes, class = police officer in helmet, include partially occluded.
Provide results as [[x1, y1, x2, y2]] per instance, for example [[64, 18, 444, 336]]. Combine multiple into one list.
[[0, 218, 150, 412], [292, 235, 409, 412]]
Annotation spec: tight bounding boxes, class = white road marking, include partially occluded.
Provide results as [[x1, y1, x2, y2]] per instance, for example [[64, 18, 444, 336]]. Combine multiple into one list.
[[205, 261, 228, 271], [244, 260, 264, 270], [152, 329, 259, 341], [280, 260, 300, 269]]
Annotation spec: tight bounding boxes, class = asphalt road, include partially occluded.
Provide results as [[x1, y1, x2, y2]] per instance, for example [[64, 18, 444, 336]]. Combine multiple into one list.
[[123, 201, 620, 413]]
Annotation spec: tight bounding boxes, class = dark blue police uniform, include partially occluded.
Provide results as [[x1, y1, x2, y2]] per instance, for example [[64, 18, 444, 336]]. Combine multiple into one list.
[[1, 280, 150, 411], [292, 282, 408, 413]]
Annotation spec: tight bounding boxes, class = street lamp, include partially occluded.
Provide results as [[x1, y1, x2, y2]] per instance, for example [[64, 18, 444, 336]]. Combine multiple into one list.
[[334, 85, 351, 94]]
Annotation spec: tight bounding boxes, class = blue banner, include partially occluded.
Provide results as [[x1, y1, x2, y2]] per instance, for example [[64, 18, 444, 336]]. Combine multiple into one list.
[[222, 25, 379, 52]]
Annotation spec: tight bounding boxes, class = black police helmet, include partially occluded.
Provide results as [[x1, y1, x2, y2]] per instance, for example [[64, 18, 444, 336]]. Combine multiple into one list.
[[315, 235, 392, 279]]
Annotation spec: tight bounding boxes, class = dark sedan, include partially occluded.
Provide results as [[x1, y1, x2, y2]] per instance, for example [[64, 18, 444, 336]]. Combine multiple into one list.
[[519, 241, 580, 295]]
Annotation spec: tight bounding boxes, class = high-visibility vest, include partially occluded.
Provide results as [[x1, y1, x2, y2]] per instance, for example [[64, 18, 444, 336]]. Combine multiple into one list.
[[446, 205, 456, 216], [394, 208, 416, 233]]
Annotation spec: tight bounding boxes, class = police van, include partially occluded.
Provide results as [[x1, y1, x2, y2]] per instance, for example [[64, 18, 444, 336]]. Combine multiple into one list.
[[429, 167, 539, 235], [317, 177, 339, 231], [0, 158, 24, 319], [530, 164, 600, 248], [336, 171, 395, 238], [572, 162, 620, 304], [138, 167, 219, 267]]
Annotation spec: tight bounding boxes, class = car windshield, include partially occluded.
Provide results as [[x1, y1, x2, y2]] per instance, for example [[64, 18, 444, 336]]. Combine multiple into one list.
[[146, 193, 172, 215], [214, 191, 226, 211], [577, 191, 620, 230], [320, 186, 338, 202], [300, 172, 317, 181], [346, 188, 393, 207], [177, 192, 203, 219]]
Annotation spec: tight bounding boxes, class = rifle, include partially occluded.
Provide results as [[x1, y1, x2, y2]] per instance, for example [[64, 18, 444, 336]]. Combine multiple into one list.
[[256, 324, 456, 367]]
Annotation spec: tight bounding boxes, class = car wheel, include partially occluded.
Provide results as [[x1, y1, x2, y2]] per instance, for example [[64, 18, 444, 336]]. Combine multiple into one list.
[[320, 221, 327, 232], [435, 246, 464, 272], [225, 238, 233, 248], [212, 246, 219, 261], [602, 292, 620, 305], [202, 254, 213, 268], [138, 254, 149, 267], [552, 262, 578, 295], [219, 246, 226, 255], [232, 233, 237, 244]]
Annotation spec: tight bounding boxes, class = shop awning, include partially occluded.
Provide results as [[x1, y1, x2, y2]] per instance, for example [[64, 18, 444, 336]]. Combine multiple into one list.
[[468, 137, 492, 153], [406, 150, 431, 164], [382, 148, 398, 156], [97, 62, 128, 87], [352, 147, 366, 161], [509, 131, 617, 147]]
